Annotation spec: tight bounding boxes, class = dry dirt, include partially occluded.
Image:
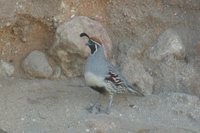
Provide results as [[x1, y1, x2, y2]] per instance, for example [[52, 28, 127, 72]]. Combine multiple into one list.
[[0, 77, 199, 133]]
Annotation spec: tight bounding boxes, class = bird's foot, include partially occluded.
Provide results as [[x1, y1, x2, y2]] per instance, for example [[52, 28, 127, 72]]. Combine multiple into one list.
[[98, 107, 110, 114], [86, 103, 101, 114], [86, 103, 110, 114]]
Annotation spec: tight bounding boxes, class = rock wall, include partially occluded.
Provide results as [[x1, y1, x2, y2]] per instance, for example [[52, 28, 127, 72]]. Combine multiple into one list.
[[106, 0, 200, 96], [0, 0, 200, 96]]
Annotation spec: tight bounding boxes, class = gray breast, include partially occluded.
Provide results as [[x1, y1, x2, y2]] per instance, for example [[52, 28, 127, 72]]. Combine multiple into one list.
[[85, 47, 108, 78]]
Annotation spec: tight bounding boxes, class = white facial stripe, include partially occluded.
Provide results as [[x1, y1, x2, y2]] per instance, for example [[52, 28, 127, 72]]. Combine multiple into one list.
[[89, 39, 102, 55], [92, 44, 98, 54], [91, 40, 101, 47]]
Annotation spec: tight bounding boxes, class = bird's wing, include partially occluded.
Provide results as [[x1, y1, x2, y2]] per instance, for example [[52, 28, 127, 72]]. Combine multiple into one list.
[[105, 62, 144, 96], [105, 63, 129, 89]]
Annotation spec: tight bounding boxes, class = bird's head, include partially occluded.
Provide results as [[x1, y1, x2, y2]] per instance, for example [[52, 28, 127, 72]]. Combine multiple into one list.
[[80, 32, 102, 54]]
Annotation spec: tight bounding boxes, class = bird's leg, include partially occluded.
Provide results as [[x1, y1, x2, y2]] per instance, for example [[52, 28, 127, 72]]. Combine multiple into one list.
[[107, 94, 113, 111], [99, 94, 113, 114], [86, 94, 101, 113]]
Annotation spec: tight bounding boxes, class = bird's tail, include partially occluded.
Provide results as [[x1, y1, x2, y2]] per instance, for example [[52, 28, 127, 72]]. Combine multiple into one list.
[[127, 84, 144, 96]]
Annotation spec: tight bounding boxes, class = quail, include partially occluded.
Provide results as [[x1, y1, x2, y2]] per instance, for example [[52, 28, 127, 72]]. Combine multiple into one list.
[[80, 33, 144, 114]]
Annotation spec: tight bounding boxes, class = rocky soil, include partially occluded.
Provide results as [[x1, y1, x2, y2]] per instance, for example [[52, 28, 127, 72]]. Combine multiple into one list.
[[0, 0, 200, 133]]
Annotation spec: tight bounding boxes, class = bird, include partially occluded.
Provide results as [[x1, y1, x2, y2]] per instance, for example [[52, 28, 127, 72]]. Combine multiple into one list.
[[80, 32, 144, 114]]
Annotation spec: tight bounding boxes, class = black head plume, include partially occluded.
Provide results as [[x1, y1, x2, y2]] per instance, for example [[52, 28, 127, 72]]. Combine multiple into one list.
[[80, 33, 90, 39]]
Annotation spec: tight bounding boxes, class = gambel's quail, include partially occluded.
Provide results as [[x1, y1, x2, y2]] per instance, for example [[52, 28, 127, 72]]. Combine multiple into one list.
[[80, 32, 144, 114]]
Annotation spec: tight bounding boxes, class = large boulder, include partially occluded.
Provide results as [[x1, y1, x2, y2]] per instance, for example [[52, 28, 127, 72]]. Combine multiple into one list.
[[149, 29, 185, 61], [22, 50, 53, 78], [49, 16, 112, 77], [148, 27, 200, 95]]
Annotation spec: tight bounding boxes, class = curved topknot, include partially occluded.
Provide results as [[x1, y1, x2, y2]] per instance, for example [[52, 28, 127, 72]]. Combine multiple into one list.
[[80, 33, 90, 39]]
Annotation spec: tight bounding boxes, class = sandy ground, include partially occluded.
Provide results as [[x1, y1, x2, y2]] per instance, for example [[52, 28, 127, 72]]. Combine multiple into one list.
[[0, 77, 199, 133]]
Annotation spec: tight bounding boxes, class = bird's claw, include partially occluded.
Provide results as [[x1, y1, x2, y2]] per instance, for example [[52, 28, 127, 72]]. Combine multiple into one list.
[[86, 103, 110, 114], [99, 107, 110, 114], [86, 103, 101, 114]]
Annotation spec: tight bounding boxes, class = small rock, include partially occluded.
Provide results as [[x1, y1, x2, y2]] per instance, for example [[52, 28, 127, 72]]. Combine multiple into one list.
[[150, 29, 185, 61], [52, 65, 62, 79], [49, 16, 112, 77], [0, 60, 15, 77], [22, 50, 53, 78]]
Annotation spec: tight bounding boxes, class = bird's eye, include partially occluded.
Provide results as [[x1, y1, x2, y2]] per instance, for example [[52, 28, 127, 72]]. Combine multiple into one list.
[[88, 40, 96, 45]]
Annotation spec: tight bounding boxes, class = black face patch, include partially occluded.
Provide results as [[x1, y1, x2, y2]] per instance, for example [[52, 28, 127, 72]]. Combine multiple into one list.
[[87, 39, 101, 54], [90, 86, 107, 94], [88, 44, 97, 54]]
